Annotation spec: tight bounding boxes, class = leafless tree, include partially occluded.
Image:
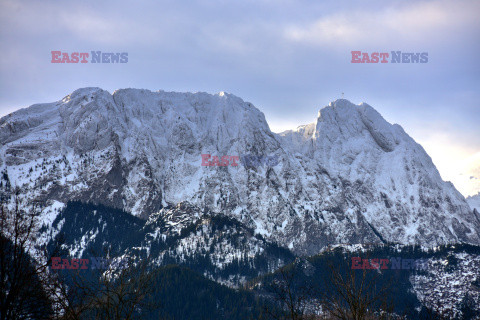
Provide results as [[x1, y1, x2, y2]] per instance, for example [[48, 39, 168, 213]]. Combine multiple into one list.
[[1, 189, 160, 319], [321, 255, 394, 320], [264, 263, 316, 320], [0, 189, 54, 320], [45, 256, 159, 320]]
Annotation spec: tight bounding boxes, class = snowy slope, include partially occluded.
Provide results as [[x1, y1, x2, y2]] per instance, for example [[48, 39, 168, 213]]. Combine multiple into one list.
[[1, 88, 479, 255], [45, 201, 295, 286], [466, 193, 480, 212]]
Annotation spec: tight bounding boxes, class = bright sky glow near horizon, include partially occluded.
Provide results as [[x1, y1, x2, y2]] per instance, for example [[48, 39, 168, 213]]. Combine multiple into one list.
[[0, 0, 479, 197]]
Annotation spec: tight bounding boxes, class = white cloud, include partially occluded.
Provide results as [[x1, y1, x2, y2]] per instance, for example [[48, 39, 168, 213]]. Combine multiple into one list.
[[419, 133, 480, 197], [284, 0, 480, 47], [455, 152, 480, 197]]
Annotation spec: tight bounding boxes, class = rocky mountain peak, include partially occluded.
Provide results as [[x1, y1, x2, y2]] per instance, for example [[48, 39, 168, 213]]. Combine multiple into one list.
[[1, 88, 479, 255]]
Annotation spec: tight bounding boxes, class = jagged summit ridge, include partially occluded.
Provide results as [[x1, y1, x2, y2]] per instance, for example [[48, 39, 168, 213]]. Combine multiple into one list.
[[467, 192, 480, 212], [1, 88, 479, 255]]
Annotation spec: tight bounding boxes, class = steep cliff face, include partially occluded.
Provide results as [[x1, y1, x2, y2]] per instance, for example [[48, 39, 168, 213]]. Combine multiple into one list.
[[1, 88, 479, 255], [467, 193, 480, 212], [279, 99, 479, 252]]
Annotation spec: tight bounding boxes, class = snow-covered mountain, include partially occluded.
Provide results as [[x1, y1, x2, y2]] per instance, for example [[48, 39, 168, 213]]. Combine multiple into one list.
[[1, 87, 479, 255], [467, 192, 480, 212], [45, 201, 294, 286]]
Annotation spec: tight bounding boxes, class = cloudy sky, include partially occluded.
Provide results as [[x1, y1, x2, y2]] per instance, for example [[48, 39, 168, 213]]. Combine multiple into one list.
[[0, 0, 479, 196]]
